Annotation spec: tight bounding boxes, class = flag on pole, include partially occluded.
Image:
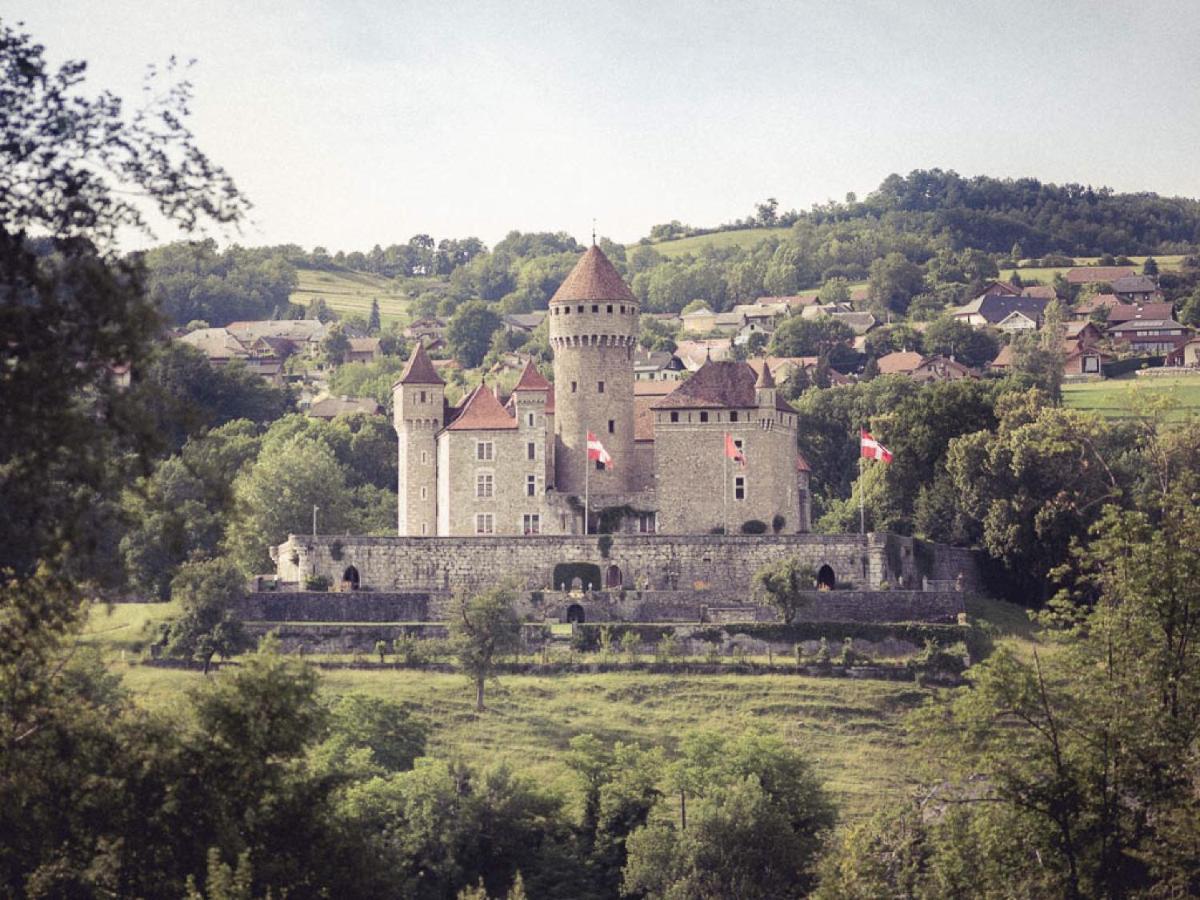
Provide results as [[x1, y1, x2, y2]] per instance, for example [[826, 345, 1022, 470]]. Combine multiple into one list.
[[860, 429, 893, 463], [724, 433, 746, 468], [587, 431, 613, 469]]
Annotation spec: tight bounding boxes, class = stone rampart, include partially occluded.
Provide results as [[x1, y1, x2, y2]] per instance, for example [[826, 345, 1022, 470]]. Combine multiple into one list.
[[235, 591, 436, 622]]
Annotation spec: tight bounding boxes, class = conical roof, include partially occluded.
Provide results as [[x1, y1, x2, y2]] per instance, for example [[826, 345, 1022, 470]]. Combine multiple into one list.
[[396, 341, 444, 385], [755, 358, 776, 389], [513, 359, 551, 391], [550, 245, 636, 304]]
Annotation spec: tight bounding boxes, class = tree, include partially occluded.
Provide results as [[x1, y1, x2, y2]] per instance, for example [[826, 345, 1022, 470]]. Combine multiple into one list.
[[447, 300, 502, 368], [165, 558, 251, 673], [867, 253, 926, 315], [367, 298, 382, 334], [920, 316, 1000, 369], [1142, 255, 1158, 275], [753, 557, 816, 622], [680, 299, 712, 315], [1178, 285, 1200, 327], [768, 315, 854, 357], [1, 22, 247, 584], [322, 323, 351, 365], [450, 584, 522, 711]]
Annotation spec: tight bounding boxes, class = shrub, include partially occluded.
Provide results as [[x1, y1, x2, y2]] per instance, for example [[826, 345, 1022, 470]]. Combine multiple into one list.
[[740, 519, 767, 534], [597, 534, 614, 558], [772, 514, 786, 534], [393, 634, 428, 665], [304, 574, 331, 592], [656, 633, 680, 662], [815, 637, 831, 665], [838, 636, 869, 666], [329, 540, 343, 561], [705, 643, 721, 664], [620, 630, 640, 658], [910, 639, 966, 676]]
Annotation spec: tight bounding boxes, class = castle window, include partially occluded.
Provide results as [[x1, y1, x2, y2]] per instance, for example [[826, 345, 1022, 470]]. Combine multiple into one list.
[[638, 512, 656, 533], [571, 381, 577, 393], [592, 304, 599, 313], [607, 304, 613, 313], [476, 441, 494, 461], [577, 305, 584, 313], [597, 381, 605, 393], [419, 390, 427, 403], [420, 486, 427, 500], [699, 411, 708, 423], [475, 513, 494, 535], [563, 306, 569, 315], [526, 474, 537, 496], [527, 441, 536, 460], [735, 476, 746, 501], [670, 412, 679, 423], [527, 412, 535, 427], [523, 513, 541, 534], [421, 450, 428, 464], [607, 419, 614, 434], [730, 411, 738, 422], [476, 472, 494, 498], [421, 522, 428, 535]]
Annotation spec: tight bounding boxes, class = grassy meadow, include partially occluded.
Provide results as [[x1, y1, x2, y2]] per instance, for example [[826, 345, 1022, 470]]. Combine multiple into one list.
[[1000, 254, 1186, 285], [290, 268, 414, 325], [83, 595, 1040, 820], [1063, 375, 1200, 420], [645, 227, 793, 258]]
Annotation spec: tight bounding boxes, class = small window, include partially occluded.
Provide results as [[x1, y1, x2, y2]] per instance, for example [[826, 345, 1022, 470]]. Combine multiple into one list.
[[670, 411, 679, 423], [592, 304, 599, 313], [735, 476, 746, 501], [577, 305, 584, 313], [607, 304, 613, 313], [638, 512, 655, 533], [476, 472, 494, 498], [571, 381, 577, 393], [608, 419, 615, 434], [699, 411, 708, 423], [527, 442, 536, 460], [475, 513, 494, 535], [597, 381, 605, 393], [476, 441, 494, 461], [527, 412, 535, 427], [526, 474, 537, 496], [563, 306, 569, 315], [523, 513, 540, 535], [730, 411, 738, 422], [418, 390, 427, 403], [420, 486, 427, 500], [421, 450, 428, 464]]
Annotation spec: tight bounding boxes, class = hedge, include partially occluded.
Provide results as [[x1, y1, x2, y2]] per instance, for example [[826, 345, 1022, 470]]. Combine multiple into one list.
[[567, 621, 970, 652]]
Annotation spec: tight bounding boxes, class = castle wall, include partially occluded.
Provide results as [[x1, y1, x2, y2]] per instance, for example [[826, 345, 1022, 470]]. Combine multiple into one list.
[[653, 410, 801, 534], [272, 532, 974, 598]]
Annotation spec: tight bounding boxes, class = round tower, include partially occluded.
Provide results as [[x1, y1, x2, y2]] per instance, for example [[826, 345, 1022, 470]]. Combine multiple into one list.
[[392, 342, 444, 537], [548, 245, 639, 497]]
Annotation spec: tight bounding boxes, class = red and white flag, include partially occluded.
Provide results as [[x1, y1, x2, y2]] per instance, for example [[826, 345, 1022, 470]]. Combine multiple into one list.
[[860, 429, 893, 463], [724, 433, 746, 468], [587, 431, 613, 469]]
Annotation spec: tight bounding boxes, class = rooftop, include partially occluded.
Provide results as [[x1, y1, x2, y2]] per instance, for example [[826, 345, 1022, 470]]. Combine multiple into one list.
[[395, 342, 445, 386], [549, 245, 636, 304], [445, 384, 519, 431], [651, 359, 793, 413]]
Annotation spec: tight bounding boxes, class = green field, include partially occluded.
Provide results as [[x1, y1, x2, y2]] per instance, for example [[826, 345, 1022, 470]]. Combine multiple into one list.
[[644, 227, 792, 258], [290, 268, 414, 325], [1001, 255, 1185, 285], [1063, 375, 1200, 420], [83, 597, 1038, 820]]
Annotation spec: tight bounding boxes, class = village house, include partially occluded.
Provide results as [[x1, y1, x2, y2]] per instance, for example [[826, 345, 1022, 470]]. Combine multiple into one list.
[[343, 337, 381, 364], [876, 350, 977, 382], [1166, 336, 1200, 369], [950, 295, 1048, 329], [501, 311, 547, 335], [633, 349, 685, 381], [1106, 319, 1191, 354], [1065, 266, 1137, 286], [177, 326, 286, 385], [1104, 301, 1175, 326], [1110, 275, 1162, 304]]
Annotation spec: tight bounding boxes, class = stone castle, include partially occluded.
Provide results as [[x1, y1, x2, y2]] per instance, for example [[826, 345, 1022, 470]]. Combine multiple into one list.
[[393, 244, 811, 539]]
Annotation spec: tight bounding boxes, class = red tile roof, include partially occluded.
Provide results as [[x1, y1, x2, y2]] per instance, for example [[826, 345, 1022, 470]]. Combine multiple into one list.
[[651, 359, 793, 413], [876, 350, 926, 375], [512, 359, 552, 391], [396, 342, 444, 385], [1020, 284, 1057, 299], [1066, 266, 1136, 285], [445, 384, 518, 431], [550, 245, 636, 304], [1105, 302, 1175, 324]]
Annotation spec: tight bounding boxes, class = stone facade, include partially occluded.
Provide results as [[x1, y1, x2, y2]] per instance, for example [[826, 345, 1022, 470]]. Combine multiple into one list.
[[271, 531, 980, 599]]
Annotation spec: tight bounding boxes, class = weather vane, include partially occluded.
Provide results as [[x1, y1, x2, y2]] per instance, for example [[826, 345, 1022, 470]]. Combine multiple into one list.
[[592, 218, 597, 246]]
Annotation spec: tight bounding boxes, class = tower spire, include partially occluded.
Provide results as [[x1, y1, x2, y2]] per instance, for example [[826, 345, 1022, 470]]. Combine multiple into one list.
[[592, 218, 596, 246]]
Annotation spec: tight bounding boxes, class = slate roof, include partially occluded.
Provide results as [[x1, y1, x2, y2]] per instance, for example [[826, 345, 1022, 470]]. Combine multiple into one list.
[[953, 295, 1048, 325], [550, 245, 636, 304], [502, 312, 547, 331], [755, 358, 776, 388], [396, 342, 445, 385], [445, 384, 518, 431], [1105, 302, 1174, 324], [1107, 319, 1186, 333], [1065, 266, 1136, 285], [225, 319, 328, 343], [650, 359, 793, 413], [347, 337, 381, 353]]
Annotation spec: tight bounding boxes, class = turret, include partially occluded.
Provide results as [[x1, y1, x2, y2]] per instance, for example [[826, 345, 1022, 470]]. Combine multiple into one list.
[[547, 245, 639, 497], [755, 358, 777, 422], [393, 342, 444, 536]]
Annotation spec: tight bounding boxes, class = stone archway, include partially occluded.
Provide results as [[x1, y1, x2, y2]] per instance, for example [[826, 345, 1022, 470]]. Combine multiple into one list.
[[605, 564, 623, 588], [342, 565, 360, 591], [566, 603, 586, 624], [816, 564, 836, 591]]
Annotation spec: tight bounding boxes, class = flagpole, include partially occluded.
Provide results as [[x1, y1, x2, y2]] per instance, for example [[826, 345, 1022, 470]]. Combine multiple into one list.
[[723, 436, 728, 535], [859, 451, 865, 537], [584, 428, 589, 536]]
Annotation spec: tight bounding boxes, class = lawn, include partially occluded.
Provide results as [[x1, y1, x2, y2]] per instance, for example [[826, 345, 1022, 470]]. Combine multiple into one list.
[[1063, 375, 1200, 420], [642, 227, 793, 259], [82, 598, 1038, 820], [290, 268, 414, 325], [1000, 255, 1185, 285]]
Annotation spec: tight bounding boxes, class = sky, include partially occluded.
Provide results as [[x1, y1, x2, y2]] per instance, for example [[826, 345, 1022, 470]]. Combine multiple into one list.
[[9, 0, 1200, 252]]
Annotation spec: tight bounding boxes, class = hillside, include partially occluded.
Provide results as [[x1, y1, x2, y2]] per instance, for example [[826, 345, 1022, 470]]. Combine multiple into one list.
[[290, 267, 413, 324], [645, 226, 793, 258], [1062, 375, 1200, 420]]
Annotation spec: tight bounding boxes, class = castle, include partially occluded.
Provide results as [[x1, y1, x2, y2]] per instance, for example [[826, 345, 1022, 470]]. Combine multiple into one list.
[[393, 244, 812, 538]]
